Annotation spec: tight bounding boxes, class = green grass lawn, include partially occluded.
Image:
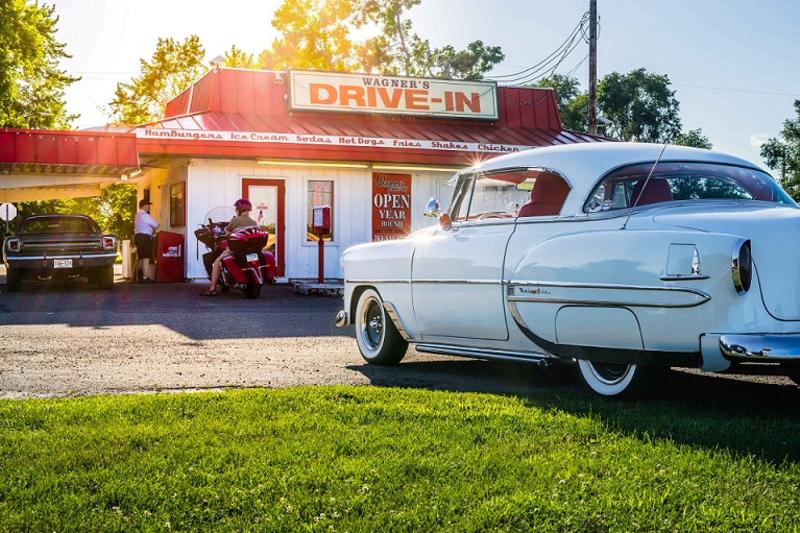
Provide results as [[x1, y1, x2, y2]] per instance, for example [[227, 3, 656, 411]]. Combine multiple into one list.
[[1, 386, 799, 531]]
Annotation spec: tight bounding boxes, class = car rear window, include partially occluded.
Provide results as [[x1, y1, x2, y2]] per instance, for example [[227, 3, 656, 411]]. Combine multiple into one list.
[[584, 162, 797, 213], [18, 217, 98, 234]]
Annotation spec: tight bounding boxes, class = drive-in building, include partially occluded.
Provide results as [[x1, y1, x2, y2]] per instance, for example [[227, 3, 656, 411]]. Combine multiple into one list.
[[1, 68, 603, 281]]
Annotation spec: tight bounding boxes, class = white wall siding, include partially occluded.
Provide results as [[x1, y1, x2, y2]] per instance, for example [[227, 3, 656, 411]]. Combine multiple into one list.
[[185, 158, 454, 280]]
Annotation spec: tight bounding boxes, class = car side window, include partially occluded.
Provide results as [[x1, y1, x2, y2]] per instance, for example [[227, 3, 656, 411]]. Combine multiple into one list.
[[467, 177, 530, 220], [584, 161, 797, 213]]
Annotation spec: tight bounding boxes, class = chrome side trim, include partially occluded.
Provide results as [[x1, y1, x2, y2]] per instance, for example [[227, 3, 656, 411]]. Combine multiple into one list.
[[414, 343, 550, 365], [412, 279, 500, 285], [383, 302, 413, 341], [506, 280, 711, 309], [345, 279, 410, 284], [345, 279, 501, 285], [720, 334, 800, 361], [5, 253, 118, 261], [659, 274, 710, 281]]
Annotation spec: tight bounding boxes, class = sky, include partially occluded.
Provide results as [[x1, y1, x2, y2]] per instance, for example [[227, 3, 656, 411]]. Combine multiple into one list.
[[50, 0, 800, 167]]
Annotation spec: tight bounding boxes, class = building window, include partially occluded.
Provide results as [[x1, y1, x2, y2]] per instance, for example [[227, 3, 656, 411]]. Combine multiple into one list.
[[169, 181, 185, 227], [306, 180, 333, 241]]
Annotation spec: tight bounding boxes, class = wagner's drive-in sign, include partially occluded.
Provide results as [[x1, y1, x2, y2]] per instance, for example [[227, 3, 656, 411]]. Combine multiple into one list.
[[289, 70, 498, 120]]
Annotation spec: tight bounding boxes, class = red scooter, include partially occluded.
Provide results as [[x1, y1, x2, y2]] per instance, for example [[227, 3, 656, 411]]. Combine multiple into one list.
[[195, 210, 276, 299]]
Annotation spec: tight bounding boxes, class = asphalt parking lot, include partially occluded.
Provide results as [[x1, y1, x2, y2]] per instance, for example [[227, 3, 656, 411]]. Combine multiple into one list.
[[1, 271, 799, 408]]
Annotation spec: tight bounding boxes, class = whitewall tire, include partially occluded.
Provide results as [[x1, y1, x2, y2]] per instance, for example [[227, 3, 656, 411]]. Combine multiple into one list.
[[577, 360, 647, 397], [354, 288, 408, 365]]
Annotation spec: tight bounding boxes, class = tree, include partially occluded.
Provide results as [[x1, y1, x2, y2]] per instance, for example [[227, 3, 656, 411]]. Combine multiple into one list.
[[761, 99, 800, 199], [16, 184, 137, 239], [536, 74, 586, 131], [355, 0, 504, 79], [0, 0, 79, 128], [108, 36, 206, 125], [258, 0, 361, 71], [256, 0, 503, 78], [220, 45, 257, 69], [598, 69, 682, 143], [673, 128, 712, 149]]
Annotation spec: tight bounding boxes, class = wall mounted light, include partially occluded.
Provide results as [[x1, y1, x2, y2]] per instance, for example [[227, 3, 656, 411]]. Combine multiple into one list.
[[257, 160, 370, 169], [371, 164, 459, 173]]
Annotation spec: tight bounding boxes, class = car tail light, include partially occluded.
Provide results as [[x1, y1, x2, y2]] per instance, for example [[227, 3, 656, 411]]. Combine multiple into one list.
[[7, 238, 21, 252], [102, 236, 116, 250], [732, 240, 752, 294]]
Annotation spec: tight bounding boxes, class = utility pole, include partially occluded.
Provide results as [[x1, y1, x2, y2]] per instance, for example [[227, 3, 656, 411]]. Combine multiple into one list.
[[588, 0, 598, 135]]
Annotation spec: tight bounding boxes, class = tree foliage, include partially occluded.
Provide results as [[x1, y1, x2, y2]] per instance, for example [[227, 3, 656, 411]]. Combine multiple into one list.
[[259, 0, 361, 71], [0, 0, 79, 128], [598, 69, 682, 143], [220, 45, 258, 69], [538, 71, 709, 146], [673, 128, 712, 149], [535, 74, 586, 131], [257, 0, 504, 79], [761, 99, 800, 199], [16, 184, 137, 239], [355, 0, 503, 79], [108, 36, 206, 125]]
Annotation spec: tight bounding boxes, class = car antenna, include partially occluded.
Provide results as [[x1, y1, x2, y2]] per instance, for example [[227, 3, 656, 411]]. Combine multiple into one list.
[[621, 143, 668, 230]]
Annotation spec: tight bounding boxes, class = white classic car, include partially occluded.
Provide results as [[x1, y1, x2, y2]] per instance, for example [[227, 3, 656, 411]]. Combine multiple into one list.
[[337, 142, 800, 396]]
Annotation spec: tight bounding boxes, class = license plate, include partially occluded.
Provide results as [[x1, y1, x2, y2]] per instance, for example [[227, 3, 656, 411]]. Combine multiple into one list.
[[53, 259, 73, 269], [245, 253, 259, 262]]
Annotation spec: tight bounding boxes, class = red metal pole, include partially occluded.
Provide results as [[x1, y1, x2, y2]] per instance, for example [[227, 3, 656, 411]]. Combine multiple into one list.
[[317, 236, 324, 284]]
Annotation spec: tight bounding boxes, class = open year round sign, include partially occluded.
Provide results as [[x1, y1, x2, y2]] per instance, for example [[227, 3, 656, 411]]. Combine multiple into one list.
[[371, 173, 411, 242]]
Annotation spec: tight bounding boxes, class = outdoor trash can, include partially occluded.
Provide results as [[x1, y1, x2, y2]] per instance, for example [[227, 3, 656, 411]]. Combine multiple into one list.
[[154, 231, 184, 283]]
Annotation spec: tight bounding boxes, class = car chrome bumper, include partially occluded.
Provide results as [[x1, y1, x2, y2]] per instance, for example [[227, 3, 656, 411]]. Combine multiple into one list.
[[335, 310, 349, 327], [720, 334, 800, 361], [4, 253, 117, 269]]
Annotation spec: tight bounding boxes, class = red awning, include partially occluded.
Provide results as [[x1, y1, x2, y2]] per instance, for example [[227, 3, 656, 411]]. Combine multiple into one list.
[[0, 128, 139, 176]]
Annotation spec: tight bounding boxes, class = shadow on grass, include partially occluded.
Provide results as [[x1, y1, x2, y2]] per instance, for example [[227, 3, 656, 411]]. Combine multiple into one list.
[[349, 358, 800, 464]]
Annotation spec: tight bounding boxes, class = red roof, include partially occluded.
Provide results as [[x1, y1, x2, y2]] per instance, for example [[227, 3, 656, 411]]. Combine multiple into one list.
[[137, 69, 605, 166], [0, 128, 139, 175]]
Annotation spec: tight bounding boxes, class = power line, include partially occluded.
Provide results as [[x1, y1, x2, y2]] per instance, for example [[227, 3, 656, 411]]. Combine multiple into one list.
[[487, 11, 589, 81], [565, 53, 589, 77], [495, 30, 585, 85], [672, 83, 800, 98], [569, 71, 799, 98]]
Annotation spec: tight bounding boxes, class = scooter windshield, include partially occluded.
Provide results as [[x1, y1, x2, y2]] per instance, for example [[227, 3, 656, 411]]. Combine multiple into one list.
[[205, 205, 236, 224]]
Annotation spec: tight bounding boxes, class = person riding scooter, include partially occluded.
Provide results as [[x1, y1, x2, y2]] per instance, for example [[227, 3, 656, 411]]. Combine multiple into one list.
[[201, 198, 258, 296]]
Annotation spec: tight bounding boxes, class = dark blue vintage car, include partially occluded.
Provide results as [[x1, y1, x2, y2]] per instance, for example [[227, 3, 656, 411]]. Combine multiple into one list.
[[3, 214, 117, 292]]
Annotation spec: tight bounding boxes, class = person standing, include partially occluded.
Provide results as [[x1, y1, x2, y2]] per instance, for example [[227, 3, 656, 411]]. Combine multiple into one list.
[[134, 199, 158, 282]]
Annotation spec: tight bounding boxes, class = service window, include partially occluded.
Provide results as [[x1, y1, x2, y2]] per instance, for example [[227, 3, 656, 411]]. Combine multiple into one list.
[[169, 182, 186, 227], [306, 180, 334, 241]]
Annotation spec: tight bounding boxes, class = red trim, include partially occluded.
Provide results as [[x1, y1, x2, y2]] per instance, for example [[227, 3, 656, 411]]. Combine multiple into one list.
[[0, 128, 138, 169], [137, 138, 503, 166], [242, 178, 286, 277]]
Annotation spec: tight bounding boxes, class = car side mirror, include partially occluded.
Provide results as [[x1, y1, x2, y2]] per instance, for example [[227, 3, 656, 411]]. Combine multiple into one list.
[[423, 197, 441, 219]]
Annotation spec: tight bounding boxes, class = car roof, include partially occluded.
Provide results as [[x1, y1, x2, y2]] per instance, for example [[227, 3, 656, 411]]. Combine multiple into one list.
[[21, 214, 94, 221], [469, 142, 767, 216]]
